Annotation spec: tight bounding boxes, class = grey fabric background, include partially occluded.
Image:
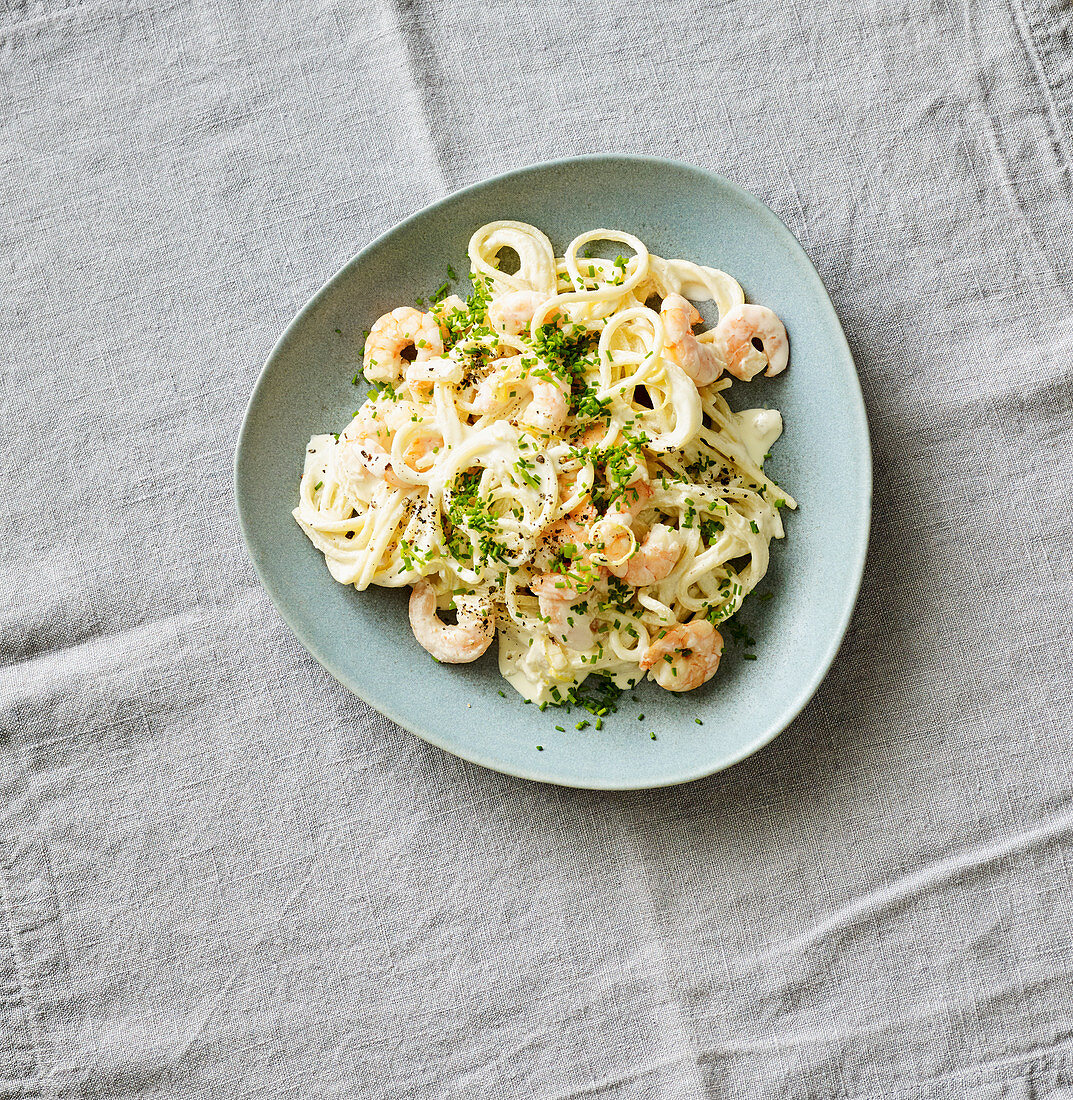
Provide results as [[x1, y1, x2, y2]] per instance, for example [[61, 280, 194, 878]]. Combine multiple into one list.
[[2, 0, 1072, 1096]]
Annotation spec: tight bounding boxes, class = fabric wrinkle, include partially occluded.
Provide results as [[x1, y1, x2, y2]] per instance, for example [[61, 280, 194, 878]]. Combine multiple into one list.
[[2, 0, 1073, 1096]]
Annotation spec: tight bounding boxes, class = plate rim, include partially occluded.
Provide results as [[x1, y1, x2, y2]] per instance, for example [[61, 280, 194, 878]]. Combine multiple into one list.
[[234, 153, 873, 790]]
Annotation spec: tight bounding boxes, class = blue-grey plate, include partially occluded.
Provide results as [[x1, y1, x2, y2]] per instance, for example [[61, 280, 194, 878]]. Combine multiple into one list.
[[235, 155, 871, 789]]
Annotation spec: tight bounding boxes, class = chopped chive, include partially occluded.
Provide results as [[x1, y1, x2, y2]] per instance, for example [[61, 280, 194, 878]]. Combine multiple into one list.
[[536, 745, 543, 751], [555, 725, 565, 732], [695, 718, 703, 725], [743, 653, 758, 661], [650, 732, 657, 740], [313, 481, 323, 491]]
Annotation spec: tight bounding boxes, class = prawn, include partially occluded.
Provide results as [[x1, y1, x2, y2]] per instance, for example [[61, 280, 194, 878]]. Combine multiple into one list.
[[529, 574, 595, 652], [338, 403, 408, 489], [589, 488, 645, 572], [487, 290, 548, 336], [338, 402, 439, 488], [364, 307, 444, 384], [592, 476, 681, 586], [405, 355, 463, 400], [716, 304, 789, 380], [408, 580, 494, 663], [535, 502, 602, 590], [429, 295, 468, 341], [661, 294, 723, 385], [474, 367, 568, 434], [660, 293, 788, 385], [610, 473, 653, 519], [523, 373, 569, 433], [609, 523, 683, 587], [432, 294, 467, 319], [640, 619, 724, 692]]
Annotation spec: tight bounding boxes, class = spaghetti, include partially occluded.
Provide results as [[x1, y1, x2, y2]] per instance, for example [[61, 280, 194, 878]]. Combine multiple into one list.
[[294, 221, 795, 702]]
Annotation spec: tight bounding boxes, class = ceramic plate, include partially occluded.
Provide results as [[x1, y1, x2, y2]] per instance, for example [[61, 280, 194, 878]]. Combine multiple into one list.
[[235, 155, 871, 789]]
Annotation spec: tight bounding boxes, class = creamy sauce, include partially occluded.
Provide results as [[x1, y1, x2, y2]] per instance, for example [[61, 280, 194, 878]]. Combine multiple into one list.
[[498, 631, 563, 703], [498, 628, 637, 704], [735, 409, 783, 468]]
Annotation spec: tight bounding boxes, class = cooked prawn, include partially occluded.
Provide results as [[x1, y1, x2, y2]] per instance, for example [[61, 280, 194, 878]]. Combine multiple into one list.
[[428, 295, 468, 341], [591, 476, 680, 586], [536, 502, 601, 585], [574, 422, 610, 450], [610, 523, 683, 586], [542, 501, 598, 548], [610, 473, 653, 519], [661, 294, 723, 386], [587, 468, 653, 559], [474, 368, 568, 433], [640, 619, 723, 691], [529, 574, 594, 651], [488, 290, 548, 336], [716, 303, 788, 379], [523, 373, 568, 433], [432, 293, 467, 319], [408, 580, 494, 663], [339, 435, 404, 488], [338, 403, 409, 488], [405, 355, 463, 400], [660, 294, 789, 385], [364, 307, 443, 383], [338, 402, 439, 487], [590, 513, 635, 571], [529, 573, 584, 601]]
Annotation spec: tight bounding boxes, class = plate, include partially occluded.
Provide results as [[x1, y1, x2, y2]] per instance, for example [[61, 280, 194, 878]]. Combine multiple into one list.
[[235, 155, 871, 789]]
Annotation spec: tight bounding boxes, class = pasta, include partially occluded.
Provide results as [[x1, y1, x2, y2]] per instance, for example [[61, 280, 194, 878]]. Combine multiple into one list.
[[294, 221, 796, 703]]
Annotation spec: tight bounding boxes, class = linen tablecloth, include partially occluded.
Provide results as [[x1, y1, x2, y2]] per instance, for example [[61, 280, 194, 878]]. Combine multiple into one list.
[[3, 1, 1072, 1096]]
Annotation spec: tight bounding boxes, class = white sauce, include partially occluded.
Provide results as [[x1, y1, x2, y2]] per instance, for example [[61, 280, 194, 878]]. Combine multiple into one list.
[[734, 409, 783, 468], [498, 629, 637, 704]]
